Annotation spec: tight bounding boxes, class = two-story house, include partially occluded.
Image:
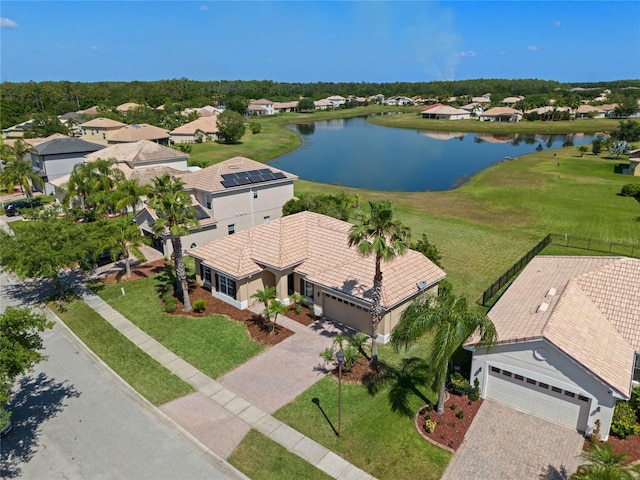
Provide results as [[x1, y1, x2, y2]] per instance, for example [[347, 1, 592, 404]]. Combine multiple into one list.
[[80, 117, 127, 145]]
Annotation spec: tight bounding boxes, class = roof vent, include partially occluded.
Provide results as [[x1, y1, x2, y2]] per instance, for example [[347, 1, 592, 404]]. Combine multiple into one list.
[[417, 281, 427, 290], [228, 164, 240, 170], [537, 302, 549, 313], [546, 288, 557, 297]]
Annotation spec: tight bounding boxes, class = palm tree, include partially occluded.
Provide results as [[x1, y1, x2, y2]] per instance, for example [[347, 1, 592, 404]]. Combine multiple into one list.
[[112, 218, 151, 278], [573, 442, 640, 480], [269, 300, 288, 334], [148, 174, 197, 311], [252, 286, 277, 330], [116, 178, 147, 216], [0, 139, 43, 198], [348, 200, 410, 365], [391, 290, 497, 414], [64, 162, 95, 212]]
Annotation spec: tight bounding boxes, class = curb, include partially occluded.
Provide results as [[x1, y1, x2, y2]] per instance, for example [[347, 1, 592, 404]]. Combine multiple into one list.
[[42, 303, 251, 480]]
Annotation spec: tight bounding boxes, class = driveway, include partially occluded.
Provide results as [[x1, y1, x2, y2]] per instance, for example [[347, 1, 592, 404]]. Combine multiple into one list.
[[441, 400, 584, 480]]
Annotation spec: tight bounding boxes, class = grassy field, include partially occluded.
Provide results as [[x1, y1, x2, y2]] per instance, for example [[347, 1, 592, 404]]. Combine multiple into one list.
[[51, 296, 194, 405], [93, 272, 264, 379], [228, 430, 333, 480]]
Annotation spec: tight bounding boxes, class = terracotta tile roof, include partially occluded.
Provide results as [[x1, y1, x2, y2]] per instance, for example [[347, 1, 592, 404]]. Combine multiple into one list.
[[188, 211, 446, 308], [481, 107, 523, 116], [84, 140, 188, 167], [474, 256, 639, 397], [421, 105, 469, 116], [81, 117, 126, 128], [116, 102, 142, 111], [109, 124, 169, 143], [576, 105, 605, 113], [178, 156, 297, 193], [170, 116, 219, 135], [250, 99, 274, 105]]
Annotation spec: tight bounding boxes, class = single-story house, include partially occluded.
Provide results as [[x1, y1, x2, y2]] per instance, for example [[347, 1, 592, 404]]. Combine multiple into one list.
[[116, 102, 142, 113], [466, 256, 640, 440], [188, 211, 446, 341], [76, 105, 100, 116], [386, 96, 413, 106], [170, 116, 219, 144], [108, 124, 170, 146], [471, 95, 492, 104], [421, 105, 471, 120], [478, 107, 523, 122], [575, 105, 606, 119], [273, 101, 298, 113], [500, 96, 524, 107], [30, 137, 105, 195], [628, 149, 640, 176], [136, 156, 297, 257], [80, 117, 127, 145]]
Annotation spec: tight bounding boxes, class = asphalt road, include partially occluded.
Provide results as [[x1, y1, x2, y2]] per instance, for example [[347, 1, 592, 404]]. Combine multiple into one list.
[[0, 268, 243, 479]]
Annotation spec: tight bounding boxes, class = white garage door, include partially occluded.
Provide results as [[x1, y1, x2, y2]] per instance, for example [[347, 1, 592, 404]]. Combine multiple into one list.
[[486, 366, 590, 432]]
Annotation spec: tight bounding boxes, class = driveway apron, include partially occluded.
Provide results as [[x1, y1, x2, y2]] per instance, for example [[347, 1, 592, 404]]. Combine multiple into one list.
[[441, 400, 584, 480]]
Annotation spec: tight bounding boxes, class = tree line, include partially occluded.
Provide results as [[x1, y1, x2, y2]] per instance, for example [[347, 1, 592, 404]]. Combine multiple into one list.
[[3, 78, 640, 129]]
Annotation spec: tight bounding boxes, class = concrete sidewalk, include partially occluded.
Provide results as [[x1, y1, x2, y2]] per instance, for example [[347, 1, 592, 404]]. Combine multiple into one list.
[[76, 285, 376, 480]]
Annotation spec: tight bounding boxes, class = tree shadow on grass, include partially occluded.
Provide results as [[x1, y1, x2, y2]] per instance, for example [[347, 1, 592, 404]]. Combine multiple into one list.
[[154, 266, 176, 296], [365, 357, 432, 417], [0, 373, 81, 479]]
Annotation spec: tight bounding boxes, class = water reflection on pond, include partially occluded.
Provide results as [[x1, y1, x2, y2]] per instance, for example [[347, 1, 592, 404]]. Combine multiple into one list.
[[267, 117, 593, 192]]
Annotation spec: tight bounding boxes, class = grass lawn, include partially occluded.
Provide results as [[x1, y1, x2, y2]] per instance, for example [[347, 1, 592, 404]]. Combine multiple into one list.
[[228, 430, 333, 480], [51, 296, 194, 405], [93, 273, 264, 379]]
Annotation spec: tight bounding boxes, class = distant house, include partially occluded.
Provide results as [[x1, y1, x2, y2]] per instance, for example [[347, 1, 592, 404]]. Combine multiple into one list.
[[80, 117, 127, 145], [466, 256, 640, 440], [187, 211, 446, 341], [108, 123, 170, 145], [386, 96, 413, 106], [116, 102, 142, 113], [29, 137, 105, 194], [628, 149, 640, 176], [500, 96, 524, 107], [478, 107, 523, 122], [575, 105, 605, 119], [471, 95, 492, 104], [314, 99, 332, 110], [273, 101, 298, 113], [421, 104, 471, 120], [459, 103, 485, 116], [326, 96, 347, 108], [170, 116, 219, 144], [248, 99, 275, 116], [135, 156, 297, 257], [2, 119, 34, 138], [77, 105, 100, 116]]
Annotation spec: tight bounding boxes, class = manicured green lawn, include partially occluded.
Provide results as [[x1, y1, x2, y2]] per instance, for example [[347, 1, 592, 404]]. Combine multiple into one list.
[[93, 273, 264, 379], [228, 430, 333, 480], [51, 296, 194, 405]]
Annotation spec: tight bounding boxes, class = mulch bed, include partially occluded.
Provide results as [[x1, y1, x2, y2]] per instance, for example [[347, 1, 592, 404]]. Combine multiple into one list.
[[100, 260, 294, 348], [585, 430, 640, 463], [284, 304, 318, 326], [415, 393, 484, 452]]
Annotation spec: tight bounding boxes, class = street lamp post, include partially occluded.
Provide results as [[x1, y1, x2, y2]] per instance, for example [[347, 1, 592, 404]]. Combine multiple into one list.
[[335, 350, 345, 437]]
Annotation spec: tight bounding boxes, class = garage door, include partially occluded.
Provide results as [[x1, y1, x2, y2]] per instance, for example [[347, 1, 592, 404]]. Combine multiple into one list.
[[323, 293, 370, 333], [486, 366, 590, 432]]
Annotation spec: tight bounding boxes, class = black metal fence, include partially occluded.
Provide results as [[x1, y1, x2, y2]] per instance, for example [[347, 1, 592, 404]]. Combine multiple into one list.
[[478, 233, 640, 307], [478, 234, 551, 307]]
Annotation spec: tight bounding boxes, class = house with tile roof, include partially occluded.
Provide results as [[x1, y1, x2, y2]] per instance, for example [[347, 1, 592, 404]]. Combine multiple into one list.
[[466, 256, 640, 440], [80, 117, 127, 145], [575, 105, 606, 119], [187, 211, 446, 340], [29, 137, 105, 195], [170, 116, 219, 144], [421, 104, 471, 120], [478, 107, 523, 122], [108, 123, 170, 146], [248, 99, 275, 116], [628, 149, 640, 176], [135, 156, 297, 257], [116, 102, 142, 113]]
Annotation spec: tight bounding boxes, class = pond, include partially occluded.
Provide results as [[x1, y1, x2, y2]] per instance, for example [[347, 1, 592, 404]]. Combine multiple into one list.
[[266, 116, 594, 192]]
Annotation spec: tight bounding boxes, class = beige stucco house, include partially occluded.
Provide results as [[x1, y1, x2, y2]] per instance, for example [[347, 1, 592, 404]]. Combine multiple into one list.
[[478, 107, 523, 122], [466, 256, 640, 440], [170, 116, 219, 144], [80, 117, 127, 145], [248, 99, 275, 116], [421, 104, 471, 120], [187, 211, 446, 342], [628, 149, 640, 176], [135, 156, 297, 257], [108, 123, 170, 146]]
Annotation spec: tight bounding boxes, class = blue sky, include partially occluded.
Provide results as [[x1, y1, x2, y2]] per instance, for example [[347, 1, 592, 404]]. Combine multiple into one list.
[[1, 1, 639, 84]]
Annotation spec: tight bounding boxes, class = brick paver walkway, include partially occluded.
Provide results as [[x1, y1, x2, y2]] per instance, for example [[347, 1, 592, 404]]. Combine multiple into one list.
[[441, 400, 584, 480]]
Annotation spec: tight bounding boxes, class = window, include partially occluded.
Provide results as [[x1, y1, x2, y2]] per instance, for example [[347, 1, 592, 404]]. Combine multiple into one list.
[[502, 370, 512, 377], [253, 190, 258, 199], [216, 273, 236, 299], [200, 264, 212, 285], [491, 366, 500, 373], [514, 374, 524, 381], [263, 216, 270, 223], [526, 378, 536, 385], [551, 386, 562, 393], [102, 133, 106, 139], [206, 197, 212, 209], [301, 279, 314, 300], [228, 224, 235, 235], [634, 354, 640, 383], [564, 391, 575, 398], [538, 382, 549, 389], [578, 395, 589, 402]]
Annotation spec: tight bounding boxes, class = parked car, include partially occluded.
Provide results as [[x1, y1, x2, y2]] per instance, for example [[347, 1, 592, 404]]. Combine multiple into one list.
[[3, 199, 43, 217]]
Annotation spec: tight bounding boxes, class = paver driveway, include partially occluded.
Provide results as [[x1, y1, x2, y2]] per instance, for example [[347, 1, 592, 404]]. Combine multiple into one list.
[[441, 400, 584, 480]]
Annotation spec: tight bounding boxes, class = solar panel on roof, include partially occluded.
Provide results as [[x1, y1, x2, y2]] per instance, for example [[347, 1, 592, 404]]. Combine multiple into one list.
[[221, 178, 239, 188], [273, 172, 286, 179], [236, 177, 252, 186], [262, 172, 276, 180], [258, 169, 271, 175], [193, 205, 211, 220]]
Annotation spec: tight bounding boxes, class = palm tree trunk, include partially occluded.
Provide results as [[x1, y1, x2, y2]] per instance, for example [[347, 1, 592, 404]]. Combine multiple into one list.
[[436, 379, 446, 415], [171, 236, 191, 311], [370, 256, 383, 365], [125, 255, 131, 278]]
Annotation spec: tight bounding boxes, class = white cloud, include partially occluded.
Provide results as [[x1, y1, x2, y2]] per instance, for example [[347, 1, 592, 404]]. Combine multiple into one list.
[[458, 50, 476, 58], [0, 17, 18, 28], [554, 21, 561, 27], [527, 45, 538, 51]]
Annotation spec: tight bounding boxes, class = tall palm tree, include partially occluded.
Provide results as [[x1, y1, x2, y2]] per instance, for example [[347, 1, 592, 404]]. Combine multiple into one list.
[[391, 290, 497, 414], [0, 139, 43, 198], [64, 162, 95, 211], [111, 218, 151, 278], [116, 178, 147, 216], [148, 174, 197, 311], [348, 200, 410, 365], [573, 442, 640, 480]]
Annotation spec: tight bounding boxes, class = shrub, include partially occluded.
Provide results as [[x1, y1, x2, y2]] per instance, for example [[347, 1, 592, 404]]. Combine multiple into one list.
[[426, 404, 433, 412], [163, 293, 177, 313], [294, 305, 303, 314], [450, 403, 457, 411], [468, 377, 480, 402], [456, 410, 465, 419], [621, 183, 640, 197], [630, 385, 640, 422], [610, 400, 639, 439], [424, 418, 437, 433], [449, 372, 471, 396], [249, 121, 261, 134], [193, 299, 207, 313]]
